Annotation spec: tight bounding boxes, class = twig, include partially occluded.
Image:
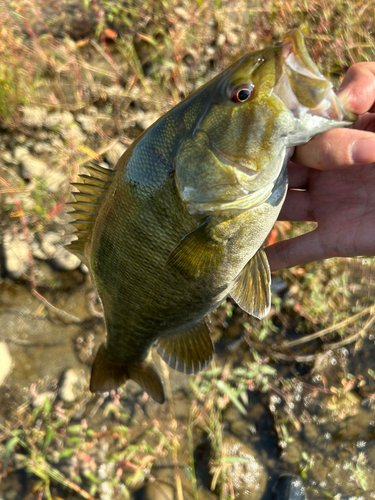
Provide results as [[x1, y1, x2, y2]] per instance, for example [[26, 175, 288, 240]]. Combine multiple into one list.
[[268, 350, 317, 363], [323, 314, 375, 350], [32, 290, 81, 323], [276, 304, 374, 348]]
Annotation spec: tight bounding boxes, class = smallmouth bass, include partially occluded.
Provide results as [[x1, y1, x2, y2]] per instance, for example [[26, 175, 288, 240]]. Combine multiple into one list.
[[68, 30, 356, 403]]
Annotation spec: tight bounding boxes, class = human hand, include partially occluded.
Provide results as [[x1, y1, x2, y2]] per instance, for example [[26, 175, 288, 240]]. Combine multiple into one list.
[[266, 62, 375, 272]]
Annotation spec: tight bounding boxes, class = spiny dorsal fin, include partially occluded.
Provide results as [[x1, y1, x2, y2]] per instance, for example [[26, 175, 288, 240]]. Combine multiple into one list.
[[156, 320, 214, 374], [66, 162, 114, 262], [90, 344, 165, 403], [230, 246, 271, 320]]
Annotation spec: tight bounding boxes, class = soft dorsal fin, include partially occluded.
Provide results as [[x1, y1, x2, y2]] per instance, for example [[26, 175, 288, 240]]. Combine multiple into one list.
[[66, 162, 114, 262], [230, 246, 271, 320], [156, 320, 214, 374]]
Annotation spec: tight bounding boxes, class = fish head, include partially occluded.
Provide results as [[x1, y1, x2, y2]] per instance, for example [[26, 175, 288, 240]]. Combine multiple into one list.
[[176, 30, 356, 210]]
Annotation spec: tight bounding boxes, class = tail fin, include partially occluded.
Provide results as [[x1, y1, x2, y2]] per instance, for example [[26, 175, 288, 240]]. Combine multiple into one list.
[[90, 344, 165, 404]]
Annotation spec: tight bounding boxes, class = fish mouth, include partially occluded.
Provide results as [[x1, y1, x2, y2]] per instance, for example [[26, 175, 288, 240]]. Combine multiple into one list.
[[276, 29, 357, 123], [210, 143, 258, 175]]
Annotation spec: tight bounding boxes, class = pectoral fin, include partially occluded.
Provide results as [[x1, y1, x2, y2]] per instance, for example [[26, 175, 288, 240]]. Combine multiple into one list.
[[90, 344, 165, 403], [156, 321, 214, 374], [230, 246, 271, 320], [167, 220, 226, 279]]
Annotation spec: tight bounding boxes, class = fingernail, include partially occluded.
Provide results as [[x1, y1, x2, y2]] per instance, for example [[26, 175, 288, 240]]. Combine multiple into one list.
[[351, 138, 375, 164]]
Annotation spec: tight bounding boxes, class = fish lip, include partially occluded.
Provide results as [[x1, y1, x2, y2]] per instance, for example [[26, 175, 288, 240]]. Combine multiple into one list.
[[210, 143, 258, 176]]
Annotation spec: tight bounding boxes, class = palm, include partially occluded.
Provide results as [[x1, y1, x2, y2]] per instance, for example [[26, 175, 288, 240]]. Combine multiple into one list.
[[266, 62, 375, 271]]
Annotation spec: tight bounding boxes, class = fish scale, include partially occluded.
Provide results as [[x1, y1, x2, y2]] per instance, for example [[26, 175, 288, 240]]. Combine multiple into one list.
[[67, 30, 356, 403]]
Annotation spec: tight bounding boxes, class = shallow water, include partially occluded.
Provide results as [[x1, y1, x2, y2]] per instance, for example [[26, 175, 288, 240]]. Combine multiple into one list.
[[1, 258, 375, 500]]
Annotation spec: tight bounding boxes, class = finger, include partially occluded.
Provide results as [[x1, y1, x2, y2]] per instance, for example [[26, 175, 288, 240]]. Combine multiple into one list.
[[287, 162, 310, 189], [292, 127, 375, 169], [265, 229, 328, 272], [278, 190, 315, 222], [353, 113, 375, 134], [336, 62, 375, 114]]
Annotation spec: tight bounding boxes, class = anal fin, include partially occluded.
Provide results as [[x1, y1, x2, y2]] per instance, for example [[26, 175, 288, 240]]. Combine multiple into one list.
[[230, 246, 271, 320], [167, 220, 226, 279], [156, 320, 214, 374], [90, 344, 165, 404]]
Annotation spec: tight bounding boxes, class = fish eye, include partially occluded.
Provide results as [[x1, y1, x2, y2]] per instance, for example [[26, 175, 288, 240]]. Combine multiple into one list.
[[230, 84, 254, 103]]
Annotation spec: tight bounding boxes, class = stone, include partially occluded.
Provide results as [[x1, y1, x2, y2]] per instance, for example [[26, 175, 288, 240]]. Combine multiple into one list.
[[44, 111, 74, 129], [106, 141, 127, 166], [76, 113, 97, 134], [59, 368, 86, 402], [272, 474, 307, 500], [31, 231, 61, 260], [45, 170, 68, 193], [218, 436, 267, 500], [21, 106, 47, 128], [0, 342, 13, 385], [136, 112, 160, 131], [17, 193, 36, 211], [19, 155, 48, 179], [32, 391, 56, 408], [61, 123, 86, 144], [2, 231, 30, 279], [2, 151, 14, 164], [141, 481, 174, 500], [13, 146, 29, 162], [105, 85, 122, 98], [80, 263, 89, 274], [50, 246, 81, 271], [33, 142, 54, 154]]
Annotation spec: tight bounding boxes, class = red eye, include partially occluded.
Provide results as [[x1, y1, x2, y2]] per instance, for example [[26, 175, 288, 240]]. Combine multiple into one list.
[[230, 84, 254, 103]]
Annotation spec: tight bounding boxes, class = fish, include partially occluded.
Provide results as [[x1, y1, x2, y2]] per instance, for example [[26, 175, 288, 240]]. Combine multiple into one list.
[[67, 30, 356, 404]]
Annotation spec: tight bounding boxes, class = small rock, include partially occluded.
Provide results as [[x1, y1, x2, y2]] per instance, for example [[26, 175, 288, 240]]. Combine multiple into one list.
[[141, 482, 174, 500], [16, 134, 27, 144], [17, 193, 36, 211], [136, 112, 160, 131], [50, 246, 81, 271], [35, 130, 49, 141], [22, 106, 47, 128], [76, 113, 97, 134], [31, 231, 61, 260], [60, 368, 86, 402], [219, 436, 267, 500], [106, 141, 127, 166], [2, 231, 30, 279], [13, 146, 29, 162], [2, 151, 14, 164], [216, 33, 226, 47], [33, 142, 54, 154], [80, 263, 89, 274], [19, 155, 48, 179], [45, 170, 68, 193], [0, 342, 13, 385], [174, 6, 190, 20], [51, 137, 64, 149], [44, 111, 74, 129], [61, 123, 86, 144], [32, 391, 56, 408], [272, 474, 307, 500], [105, 85, 122, 98]]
